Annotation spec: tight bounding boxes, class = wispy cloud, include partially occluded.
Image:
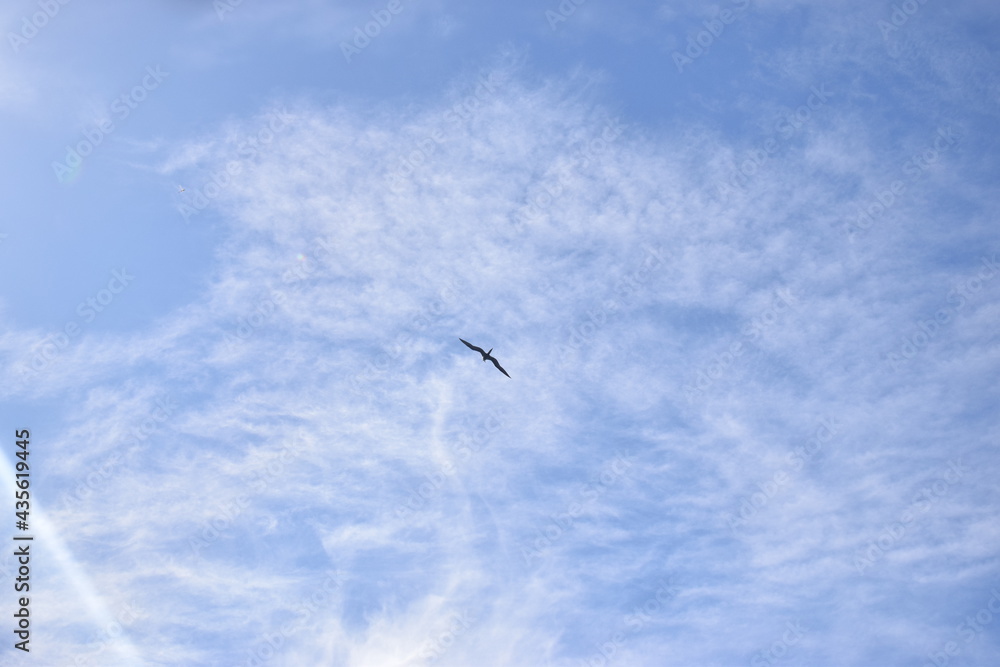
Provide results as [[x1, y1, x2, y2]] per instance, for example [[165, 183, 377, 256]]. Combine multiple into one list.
[[2, 2, 999, 664]]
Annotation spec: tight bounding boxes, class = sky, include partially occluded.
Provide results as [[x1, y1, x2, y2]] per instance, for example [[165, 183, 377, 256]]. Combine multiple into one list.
[[1, 0, 999, 665]]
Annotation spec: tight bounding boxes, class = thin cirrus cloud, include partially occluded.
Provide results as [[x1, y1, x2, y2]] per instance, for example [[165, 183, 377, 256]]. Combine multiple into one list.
[[0, 1, 998, 665]]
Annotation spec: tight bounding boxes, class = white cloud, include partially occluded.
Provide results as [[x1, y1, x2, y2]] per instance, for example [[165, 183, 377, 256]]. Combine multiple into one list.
[[3, 3, 1000, 662]]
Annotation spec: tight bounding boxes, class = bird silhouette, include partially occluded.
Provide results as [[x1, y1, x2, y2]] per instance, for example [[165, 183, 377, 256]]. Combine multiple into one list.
[[459, 338, 510, 378]]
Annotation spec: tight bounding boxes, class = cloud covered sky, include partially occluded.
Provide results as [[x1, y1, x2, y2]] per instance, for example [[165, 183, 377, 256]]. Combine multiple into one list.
[[1, 1, 999, 665]]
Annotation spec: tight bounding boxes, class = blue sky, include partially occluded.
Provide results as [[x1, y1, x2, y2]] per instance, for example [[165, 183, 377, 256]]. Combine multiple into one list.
[[2, 0, 999, 665]]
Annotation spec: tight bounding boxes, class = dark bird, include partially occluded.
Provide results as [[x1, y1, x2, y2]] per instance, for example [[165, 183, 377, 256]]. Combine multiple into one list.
[[459, 338, 510, 378]]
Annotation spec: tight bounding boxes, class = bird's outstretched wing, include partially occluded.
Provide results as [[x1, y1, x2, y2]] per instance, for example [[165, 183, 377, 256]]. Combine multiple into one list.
[[459, 338, 486, 355], [490, 358, 511, 378]]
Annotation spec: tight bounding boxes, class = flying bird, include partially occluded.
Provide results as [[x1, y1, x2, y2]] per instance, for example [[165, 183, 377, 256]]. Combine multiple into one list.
[[177, 185, 186, 193], [459, 338, 510, 378]]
